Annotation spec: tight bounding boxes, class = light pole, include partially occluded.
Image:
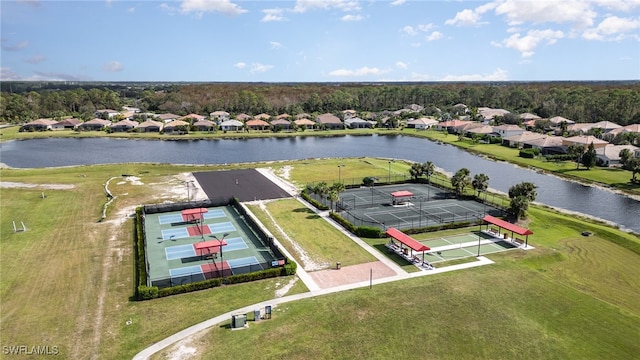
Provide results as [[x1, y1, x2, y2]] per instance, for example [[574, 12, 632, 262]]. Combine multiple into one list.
[[337, 164, 345, 184], [477, 219, 482, 257], [213, 233, 229, 279], [185, 180, 194, 202], [388, 160, 394, 184]]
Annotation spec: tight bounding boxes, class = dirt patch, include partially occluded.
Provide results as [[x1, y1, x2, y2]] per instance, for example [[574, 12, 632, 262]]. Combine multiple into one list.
[[0, 181, 75, 190], [308, 261, 396, 289]]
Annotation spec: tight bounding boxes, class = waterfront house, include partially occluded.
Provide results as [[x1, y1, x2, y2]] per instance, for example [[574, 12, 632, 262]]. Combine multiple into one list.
[[110, 119, 138, 132], [79, 118, 111, 131]]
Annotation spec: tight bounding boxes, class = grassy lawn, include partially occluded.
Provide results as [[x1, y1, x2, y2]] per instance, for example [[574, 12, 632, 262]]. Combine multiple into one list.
[[247, 199, 376, 269], [2, 158, 639, 359]]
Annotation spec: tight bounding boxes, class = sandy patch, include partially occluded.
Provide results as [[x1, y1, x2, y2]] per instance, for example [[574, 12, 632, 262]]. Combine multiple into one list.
[[0, 181, 75, 190], [308, 261, 396, 289], [275, 277, 299, 298]]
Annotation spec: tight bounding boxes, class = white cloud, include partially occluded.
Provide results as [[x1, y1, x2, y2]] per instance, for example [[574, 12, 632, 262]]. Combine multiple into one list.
[[293, 0, 361, 13], [592, 0, 640, 13], [396, 61, 408, 69], [329, 66, 390, 77], [234, 62, 246, 69], [445, 3, 495, 27], [426, 31, 443, 41], [270, 41, 283, 49], [103, 61, 124, 72], [401, 26, 417, 36], [494, 0, 596, 28], [180, 0, 247, 16], [262, 8, 285, 22], [25, 55, 46, 64], [417, 23, 435, 32], [410, 72, 430, 81], [1, 39, 29, 51], [127, 7, 135, 13], [249, 63, 274, 74], [492, 29, 564, 57], [439, 68, 508, 81], [390, 0, 405, 6], [342, 14, 363, 22], [582, 16, 640, 40], [0, 67, 21, 80]]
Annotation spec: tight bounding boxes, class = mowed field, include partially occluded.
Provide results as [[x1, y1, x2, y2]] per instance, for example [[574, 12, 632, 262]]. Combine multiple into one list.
[[1, 158, 640, 359]]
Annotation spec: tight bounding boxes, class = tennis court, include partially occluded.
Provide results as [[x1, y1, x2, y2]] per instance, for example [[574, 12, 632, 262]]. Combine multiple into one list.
[[337, 183, 504, 230], [143, 204, 281, 288]]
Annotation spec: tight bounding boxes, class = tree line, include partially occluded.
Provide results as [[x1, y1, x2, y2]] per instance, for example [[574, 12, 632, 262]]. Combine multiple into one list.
[[1, 82, 639, 125]]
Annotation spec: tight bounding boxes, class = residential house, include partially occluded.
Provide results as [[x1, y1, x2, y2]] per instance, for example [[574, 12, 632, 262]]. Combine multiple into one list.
[[295, 113, 311, 120], [604, 124, 640, 140], [596, 144, 639, 167], [344, 117, 372, 129], [493, 124, 525, 138], [137, 120, 163, 133], [522, 135, 565, 154], [406, 117, 438, 130], [562, 135, 609, 150], [235, 113, 252, 122], [342, 110, 357, 119], [220, 119, 244, 131], [502, 131, 546, 148], [466, 125, 494, 137], [180, 114, 206, 123], [519, 113, 541, 121], [591, 121, 622, 134], [193, 119, 215, 132], [245, 119, 271, 131], [254, 113, 272, 121], [454, 122, 484, 135], [79, 118, 111, 131], [478, 107, 510, 121], [52, 118, 82, 130], [436, 119, 471, 133], [156, 113, 181, 124], [452, 103, 468, 115], [270, 119, 292, 131], [163, 120, 190, 134], [95, 109, 120, 119], [294, 118, 316, 130], [110, 119, 138, 132], [548, 116, 575, 126], [20, 118, 58, 131], [210, 111, 230, 123], [316, 113, 344, 129], [566, 123, 596, 134], [276, 113, 291, 120], [405, 104, 424, 112]]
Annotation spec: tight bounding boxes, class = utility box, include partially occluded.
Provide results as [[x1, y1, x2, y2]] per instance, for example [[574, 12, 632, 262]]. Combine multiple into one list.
[[232, 314, 246, 328], [265, 305, 272, 319], [254, 309, 261, 322], [336, 262, 341, 270]]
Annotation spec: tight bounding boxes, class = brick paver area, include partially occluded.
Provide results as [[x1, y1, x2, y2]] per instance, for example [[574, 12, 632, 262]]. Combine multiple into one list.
[[308, 261, 397, 289]]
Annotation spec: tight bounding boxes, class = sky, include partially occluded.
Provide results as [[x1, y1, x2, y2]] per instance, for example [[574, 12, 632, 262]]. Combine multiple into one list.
[[1, 0, 639, 82]]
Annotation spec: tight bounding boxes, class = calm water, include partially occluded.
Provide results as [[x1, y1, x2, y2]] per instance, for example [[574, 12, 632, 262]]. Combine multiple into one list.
[[1, 135, 638, 233]]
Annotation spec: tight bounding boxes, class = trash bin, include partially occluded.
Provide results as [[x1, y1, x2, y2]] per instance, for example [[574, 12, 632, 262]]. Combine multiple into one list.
[[336, 262, 341, 270]]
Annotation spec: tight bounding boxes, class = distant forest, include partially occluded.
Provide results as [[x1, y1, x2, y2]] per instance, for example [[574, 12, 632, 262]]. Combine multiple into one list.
[[1, 81, 639, 125]]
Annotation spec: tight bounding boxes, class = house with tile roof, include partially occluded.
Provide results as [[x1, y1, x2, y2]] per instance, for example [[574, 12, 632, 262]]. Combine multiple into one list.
[[246, 119, 270, 131], [163, 120, 190, 134], [193, 119, 215, 131], [270, 118, 292, 131], [562, 135, 609, 149], [20, 118, 58, 131], [502, 131, 546, 148], [220, 119, 244, 131], [316, 113, 344, 129], [406, 117, 438, 130], [52, 118, 82, 130], [156, 113, 181, 123], [137, 120, 163, 133], [493, 124, 525, 138], [210, 111, 230, 123], [110, 119, 138, 132], [596, 144, 639, 167], [79, 118, 111, 131], [235, 113, 252, 122], [344, 117, 373, 129], [294, 118, 316, 130], [522, 135, 565, 154]]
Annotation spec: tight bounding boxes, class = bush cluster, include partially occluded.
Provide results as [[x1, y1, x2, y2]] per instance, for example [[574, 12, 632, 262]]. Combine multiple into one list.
[[519, 148, 541, 158], [301, 191, 329, 210]]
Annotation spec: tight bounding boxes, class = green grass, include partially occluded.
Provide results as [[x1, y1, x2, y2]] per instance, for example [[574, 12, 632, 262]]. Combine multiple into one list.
[[248, 199, 376, 268], [2, 158, 639, 360]]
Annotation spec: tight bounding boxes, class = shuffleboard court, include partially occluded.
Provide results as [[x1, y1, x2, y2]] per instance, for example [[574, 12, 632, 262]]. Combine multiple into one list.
[[203, 209, 226, 219], [161, 228, 190, 240], [208, 222, 236, 233], [158, 214, 185, 225], [165, 244, 197, 260], [227, 256, 262, 269]]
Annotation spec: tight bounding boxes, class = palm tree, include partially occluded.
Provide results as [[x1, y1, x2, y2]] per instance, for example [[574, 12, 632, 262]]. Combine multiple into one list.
[[508, 182, 538, 219], [472, 173, 490, 198], [422, 161, 435, 184], [409, 163, 423, 180], [566, 144, 585, 169], [451, 168, 471, 197], [314, 181, 329, 206]]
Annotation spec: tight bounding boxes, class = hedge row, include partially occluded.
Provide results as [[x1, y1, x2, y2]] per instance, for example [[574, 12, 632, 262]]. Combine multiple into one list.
[[134, 207, 148, 300], [329, 212, 384, 238], [300, 191, 329, 210]]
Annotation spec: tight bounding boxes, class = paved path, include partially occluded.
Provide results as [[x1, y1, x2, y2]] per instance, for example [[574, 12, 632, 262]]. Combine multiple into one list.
[[132, 170, 496, 359]]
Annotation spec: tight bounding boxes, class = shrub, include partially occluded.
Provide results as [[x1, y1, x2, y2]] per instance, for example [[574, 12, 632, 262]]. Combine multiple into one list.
[[137, 285, 158, 300], [519, 148, 540, 158], [355, 226, 383, 238]]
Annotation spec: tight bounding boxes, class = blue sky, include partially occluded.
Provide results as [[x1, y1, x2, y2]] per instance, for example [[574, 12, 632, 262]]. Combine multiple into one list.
[[1, 0, 639, 82]]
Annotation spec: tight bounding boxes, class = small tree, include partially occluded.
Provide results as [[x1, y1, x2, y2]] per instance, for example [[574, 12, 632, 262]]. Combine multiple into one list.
[[581, 142, 597, 169], [472, 173, 490, 198], [620, 149, 640, 183], [362, 176, 376, 187], [508, 182, 537, 220], [409, 163, 423, 180], [567, 144, 585, 169]]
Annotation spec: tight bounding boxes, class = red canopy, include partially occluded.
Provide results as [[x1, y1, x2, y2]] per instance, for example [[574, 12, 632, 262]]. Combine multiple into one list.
[[182, 208, 208, 221], [482, 215, 533, 235], [390, 190, 413, 198], [386, 227, 430, 252], [194, 239, 227, 256]]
